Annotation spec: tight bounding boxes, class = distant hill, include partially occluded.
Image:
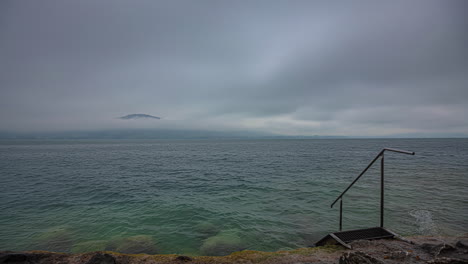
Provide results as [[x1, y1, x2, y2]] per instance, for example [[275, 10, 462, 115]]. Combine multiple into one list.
[[119, 114, 160, 120]]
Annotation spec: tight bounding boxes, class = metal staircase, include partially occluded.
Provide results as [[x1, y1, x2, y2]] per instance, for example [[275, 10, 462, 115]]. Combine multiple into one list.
[[315, 148, 415, 249]]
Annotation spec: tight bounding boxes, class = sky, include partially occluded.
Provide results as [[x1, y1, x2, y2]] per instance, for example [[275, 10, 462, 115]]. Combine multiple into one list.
[[1, 0, 467, 136]]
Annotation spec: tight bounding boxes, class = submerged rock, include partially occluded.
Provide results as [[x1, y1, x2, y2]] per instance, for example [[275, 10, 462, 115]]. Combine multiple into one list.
[[105, 235, 158, 254], [200, 230, 245, 256], [194, 222, 220, 237], [71, 240, 107, 253], [31, 226, 74, 252]]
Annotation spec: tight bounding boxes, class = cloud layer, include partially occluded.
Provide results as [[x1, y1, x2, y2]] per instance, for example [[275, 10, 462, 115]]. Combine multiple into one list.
[[1, 0, 467, 136]]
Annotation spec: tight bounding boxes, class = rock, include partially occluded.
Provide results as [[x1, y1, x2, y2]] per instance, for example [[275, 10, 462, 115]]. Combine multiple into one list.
[[0, 253, 28, 264], [194, 222, 220, 237], [426, 257, 468, 264], [31, 226, 74, 252], [200, 230, 245, 256], [105, 235, 158, 254], [422, 243, 457, 257], [175, 255, 193, 262], [388, 250, 411, 260], [0, 252, 64, 264], [456, 240, 468, 249], [339, 251, 384, 264], [71, 240, 107, 253], [85, 253, 116, 264]]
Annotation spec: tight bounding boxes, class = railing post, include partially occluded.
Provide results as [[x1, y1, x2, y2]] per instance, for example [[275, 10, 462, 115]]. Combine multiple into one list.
[[380, 152, 384, 228], [339, 198, 343, 231]]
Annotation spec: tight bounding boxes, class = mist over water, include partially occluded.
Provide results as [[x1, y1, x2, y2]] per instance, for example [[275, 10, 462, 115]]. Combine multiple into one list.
[[0, 138, 467, 255]]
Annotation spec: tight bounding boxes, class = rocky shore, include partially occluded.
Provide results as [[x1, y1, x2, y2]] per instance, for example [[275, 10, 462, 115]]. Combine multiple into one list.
[[1, 235, 467, 264]]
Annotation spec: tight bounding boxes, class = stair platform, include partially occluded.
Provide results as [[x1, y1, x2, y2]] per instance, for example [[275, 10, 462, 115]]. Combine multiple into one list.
[[315, 227, 397, 249]]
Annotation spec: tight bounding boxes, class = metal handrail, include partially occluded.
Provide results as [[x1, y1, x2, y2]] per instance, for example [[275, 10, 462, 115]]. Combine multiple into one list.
[[331, 148, 415, 231]]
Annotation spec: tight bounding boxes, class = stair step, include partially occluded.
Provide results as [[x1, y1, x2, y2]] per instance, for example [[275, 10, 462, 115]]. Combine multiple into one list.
[[315, 227, 396, 249]]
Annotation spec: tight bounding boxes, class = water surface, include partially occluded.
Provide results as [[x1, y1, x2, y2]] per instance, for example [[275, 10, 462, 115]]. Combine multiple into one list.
[[0, 139, 467, 255]]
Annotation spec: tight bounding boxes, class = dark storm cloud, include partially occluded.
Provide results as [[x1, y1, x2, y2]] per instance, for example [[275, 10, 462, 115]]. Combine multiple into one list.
[[0, 0, 467, 135]]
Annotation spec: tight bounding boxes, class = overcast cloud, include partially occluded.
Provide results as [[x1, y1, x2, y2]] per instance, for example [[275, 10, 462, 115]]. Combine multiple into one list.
[[1, 0, 467, 136]]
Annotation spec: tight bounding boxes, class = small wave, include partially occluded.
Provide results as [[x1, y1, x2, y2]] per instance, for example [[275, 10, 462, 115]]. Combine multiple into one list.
[[409, 209, 439, 235]]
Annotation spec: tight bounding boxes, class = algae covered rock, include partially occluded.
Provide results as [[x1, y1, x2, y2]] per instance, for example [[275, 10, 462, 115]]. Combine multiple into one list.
[[105, 235, 158, 254], [200, 230, 245, 256], [31, 226, 74, 252], [71, 240, 107, 253]]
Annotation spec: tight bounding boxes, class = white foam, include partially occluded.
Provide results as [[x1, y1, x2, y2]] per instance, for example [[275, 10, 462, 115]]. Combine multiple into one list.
[[409, 209, 439, 235]]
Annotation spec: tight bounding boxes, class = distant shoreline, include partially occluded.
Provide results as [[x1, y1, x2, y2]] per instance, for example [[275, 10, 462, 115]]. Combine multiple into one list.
[[1, 129, 467, 140]]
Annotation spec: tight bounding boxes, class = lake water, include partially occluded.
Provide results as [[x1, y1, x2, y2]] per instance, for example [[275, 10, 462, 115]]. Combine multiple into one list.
[[0, 138, 467, 255]]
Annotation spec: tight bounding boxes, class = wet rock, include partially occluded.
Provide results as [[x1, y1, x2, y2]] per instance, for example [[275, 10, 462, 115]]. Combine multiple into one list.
[[31, 226, 74, 252], [0, 253, 29, 264], [426, 257, 468, 264], [85, 253, 116, 264], [388, 250, 411, 260], [0, 252, 63, 264], [339, 251, 384, 264], [105, 235, 158, 254], [456, 240, 468, 249], [200, 230, 244, 256], [175, 255, 193, 262], [71, 240, 107, 253], [422, 243, 457, 257]]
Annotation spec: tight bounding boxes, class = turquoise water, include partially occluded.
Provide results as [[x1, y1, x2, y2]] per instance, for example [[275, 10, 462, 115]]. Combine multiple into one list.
[[0, 139, 467, 255]]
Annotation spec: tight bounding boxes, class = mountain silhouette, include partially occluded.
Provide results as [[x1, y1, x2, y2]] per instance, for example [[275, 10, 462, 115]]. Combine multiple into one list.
[[118, 114, 161, 120]]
